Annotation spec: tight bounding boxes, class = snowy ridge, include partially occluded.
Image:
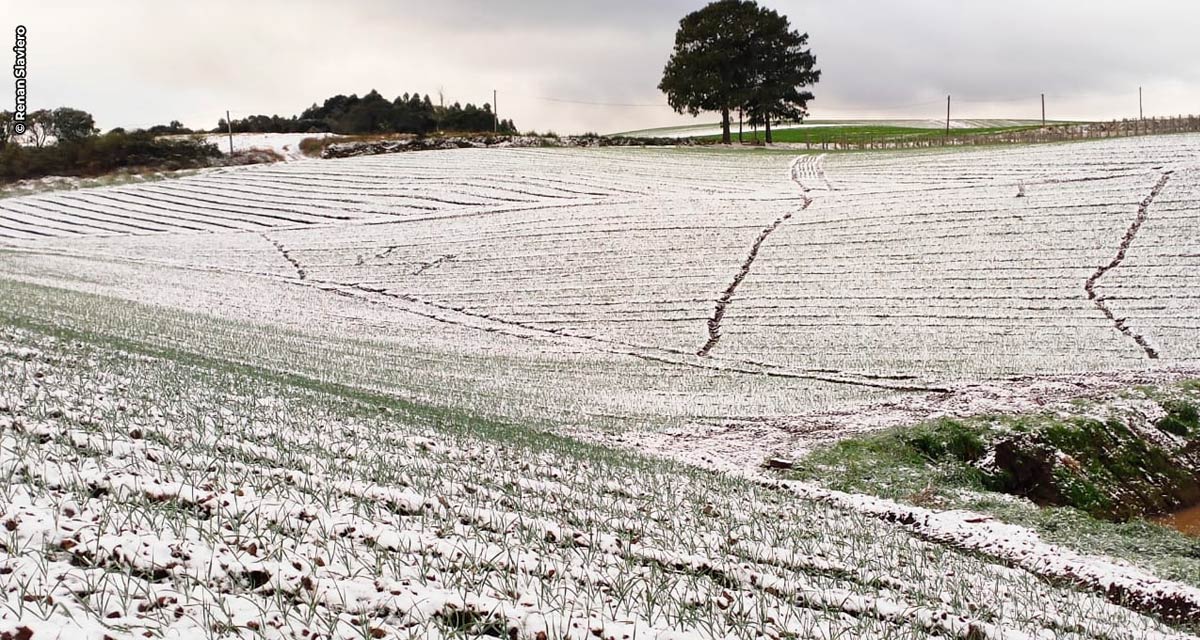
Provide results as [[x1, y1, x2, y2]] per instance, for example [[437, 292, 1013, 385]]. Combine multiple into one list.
[[774, 480, 1200, 623]]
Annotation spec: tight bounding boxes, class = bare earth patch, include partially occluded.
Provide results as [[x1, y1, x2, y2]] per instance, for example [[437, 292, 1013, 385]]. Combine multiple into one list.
[[593, 367, 1200, 474]]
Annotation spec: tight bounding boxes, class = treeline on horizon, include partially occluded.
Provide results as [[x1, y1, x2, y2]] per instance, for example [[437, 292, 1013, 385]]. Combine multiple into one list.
[[0, 107, 220, 183], [218, 90, 517, 135]]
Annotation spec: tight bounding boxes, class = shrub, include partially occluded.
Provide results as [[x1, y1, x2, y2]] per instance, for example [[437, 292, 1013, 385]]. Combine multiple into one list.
[[1157, 401, 1199, 438], [903, 418, 986, 463], [298, 136, 331, 156], [227, 148, 285, 166], [0, 130, 220, 183]]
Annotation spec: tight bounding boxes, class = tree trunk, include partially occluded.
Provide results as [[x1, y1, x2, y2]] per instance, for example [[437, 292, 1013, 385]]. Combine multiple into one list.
[[738, 109, 743, 144], [765, 118, 773, 144], [721, 107, 731, 145]]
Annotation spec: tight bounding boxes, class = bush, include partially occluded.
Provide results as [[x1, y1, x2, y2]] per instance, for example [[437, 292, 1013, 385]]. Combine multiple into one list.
[[298, 136, 332, 156], [903, 418, 986, 463], [146, 120, 193, 135], [0, 131, 220, 183], [227, 148, 284, 166], [1157, 401, 1199, 438]]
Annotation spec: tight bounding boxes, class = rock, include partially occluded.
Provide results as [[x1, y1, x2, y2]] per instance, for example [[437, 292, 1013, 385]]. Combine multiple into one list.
[[763, 457, 795, 470]]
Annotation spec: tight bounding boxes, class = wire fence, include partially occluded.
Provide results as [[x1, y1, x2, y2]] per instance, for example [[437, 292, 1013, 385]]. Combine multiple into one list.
[[788, 115, 1200, 151]]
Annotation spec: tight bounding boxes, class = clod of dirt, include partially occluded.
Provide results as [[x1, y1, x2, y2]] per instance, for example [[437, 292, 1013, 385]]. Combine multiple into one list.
[[763, 457, 795, 470]]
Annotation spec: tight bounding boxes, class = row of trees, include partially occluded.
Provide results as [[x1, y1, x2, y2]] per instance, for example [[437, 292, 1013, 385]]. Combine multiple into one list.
[[218, 90, 516, 135], [0, 107, 99, 147], [1, 108, 219, 182], [659, 0, 820, 143]]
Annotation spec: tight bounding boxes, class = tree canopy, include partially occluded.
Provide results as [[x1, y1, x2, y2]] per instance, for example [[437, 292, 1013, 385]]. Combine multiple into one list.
[[659, 0, 820, 143], [218, 91, 516, 136], [0, 106, 219, 183], [48, 107, 98, 143]]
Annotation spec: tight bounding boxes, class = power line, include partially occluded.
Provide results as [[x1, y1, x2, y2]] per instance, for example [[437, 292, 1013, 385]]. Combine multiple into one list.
[[853, 98, 946, 109], [954, 95, 1040, 104], [535, 96, 665, 108]]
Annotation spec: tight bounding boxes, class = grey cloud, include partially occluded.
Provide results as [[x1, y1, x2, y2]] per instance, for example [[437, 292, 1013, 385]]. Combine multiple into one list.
[[5, 0, 1198, 133]]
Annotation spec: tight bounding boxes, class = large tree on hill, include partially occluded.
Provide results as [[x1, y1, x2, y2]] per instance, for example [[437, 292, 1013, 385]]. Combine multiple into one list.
[[659, 0, 819, 144], [743, 9, 819, 143], [658, 0, 758, 144]]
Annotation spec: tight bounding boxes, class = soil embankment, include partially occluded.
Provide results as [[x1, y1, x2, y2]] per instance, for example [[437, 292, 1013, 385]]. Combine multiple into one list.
[[1159, 503, 1200, 537]]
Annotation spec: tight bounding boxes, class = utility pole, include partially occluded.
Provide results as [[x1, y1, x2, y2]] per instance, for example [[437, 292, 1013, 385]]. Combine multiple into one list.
[[1041, 93, 1046, 127], [437, 87, 445, 132], [493, 89, 498, 133], [945, 95, 951, 138], [1139, 86, 1144, 121], [225, 110, 234, 155]]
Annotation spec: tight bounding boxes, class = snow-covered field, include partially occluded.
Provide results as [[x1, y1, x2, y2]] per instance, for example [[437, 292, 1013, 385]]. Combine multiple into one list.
[[1, 135, 1200, 637], [0, 136, 1197, 430], [2, 327, 1195, 639], [191, 133, 328, 162]]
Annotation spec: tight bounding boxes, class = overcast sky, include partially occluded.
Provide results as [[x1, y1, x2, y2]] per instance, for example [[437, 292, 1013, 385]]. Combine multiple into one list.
[[9, 0, 1200, 133]]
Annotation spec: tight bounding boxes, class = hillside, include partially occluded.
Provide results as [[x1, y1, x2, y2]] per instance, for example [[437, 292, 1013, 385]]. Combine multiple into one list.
[[1, 138, 1197, 421], [1, 135, 1199, 637], [614, 118, 1050, 138]]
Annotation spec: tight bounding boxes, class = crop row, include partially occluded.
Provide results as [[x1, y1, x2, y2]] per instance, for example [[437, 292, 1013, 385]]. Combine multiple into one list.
[[0, 327, 1189, 639]]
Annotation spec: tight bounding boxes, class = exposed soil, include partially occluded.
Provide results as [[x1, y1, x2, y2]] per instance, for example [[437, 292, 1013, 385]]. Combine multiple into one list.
[[697, 208, 801, 356], [1158, 503, 1200, 537], [985, 403, 1200, 522], [697, 155, 822, 357], [606, 368, 1200, 475], [1085, 170, 1173, 359]]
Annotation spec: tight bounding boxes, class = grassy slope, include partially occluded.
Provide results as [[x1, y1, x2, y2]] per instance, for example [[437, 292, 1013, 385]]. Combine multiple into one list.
[[701, 124, 1051, 145], [0, 276, 578, 434], [791, 395, 1200, 590], [613, 119, 1051, 138]]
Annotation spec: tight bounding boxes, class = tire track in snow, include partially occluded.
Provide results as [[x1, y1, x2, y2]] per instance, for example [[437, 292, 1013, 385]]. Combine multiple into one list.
[[411, 253, 456, 276], [698, 156, 818, 357], [0, 240, 942, 393], [331, 282, 946, 393], [260, 232, 306, 280], [1084, 170, 1172, 359]]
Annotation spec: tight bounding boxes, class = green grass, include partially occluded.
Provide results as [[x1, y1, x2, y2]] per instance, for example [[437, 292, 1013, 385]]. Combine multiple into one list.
[[791, 417, 998, 501], [701, 124, 1055, 145], [791, 399, 1200, 590]]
